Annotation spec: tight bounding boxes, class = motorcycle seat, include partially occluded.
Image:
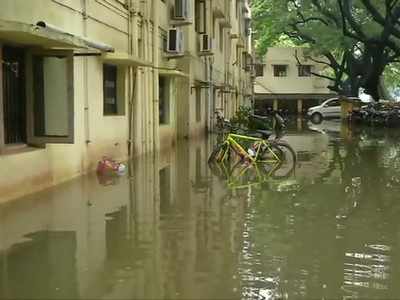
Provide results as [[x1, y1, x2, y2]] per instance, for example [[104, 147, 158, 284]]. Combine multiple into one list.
[[255, 130, 272, 139]]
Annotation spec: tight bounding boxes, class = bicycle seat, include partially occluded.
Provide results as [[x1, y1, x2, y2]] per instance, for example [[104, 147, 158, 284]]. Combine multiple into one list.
[[255, 130, 272, 139]]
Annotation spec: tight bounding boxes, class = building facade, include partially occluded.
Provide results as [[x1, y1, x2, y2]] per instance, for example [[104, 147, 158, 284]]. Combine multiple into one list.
[[0, 0, 253, 202], [254, 47, 335, 115]]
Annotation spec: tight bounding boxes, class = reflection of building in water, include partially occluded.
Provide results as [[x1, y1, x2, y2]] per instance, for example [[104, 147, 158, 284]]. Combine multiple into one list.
[[284, 132, 342, 184], [0, 138, 246, 299]]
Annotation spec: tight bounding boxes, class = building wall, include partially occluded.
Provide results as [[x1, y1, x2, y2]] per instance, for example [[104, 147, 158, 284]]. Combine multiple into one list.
[[254, 47, 331, 95], [0, 0, 253, 202]]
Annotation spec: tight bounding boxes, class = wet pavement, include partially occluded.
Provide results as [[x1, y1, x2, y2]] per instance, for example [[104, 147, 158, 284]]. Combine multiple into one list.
[[2, 119, 400, 299]]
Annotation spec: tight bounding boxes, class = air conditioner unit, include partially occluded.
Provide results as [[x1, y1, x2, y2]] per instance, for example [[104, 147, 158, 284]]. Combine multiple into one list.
[[167, 28, 184, 54], [174, 0, 192, 20], [200, 34, 213, 52]]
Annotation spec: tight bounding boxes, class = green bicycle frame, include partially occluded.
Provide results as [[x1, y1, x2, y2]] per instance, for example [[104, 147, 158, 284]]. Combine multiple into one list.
[[219, 133, 281, 163], [213, 159, 282, 189]]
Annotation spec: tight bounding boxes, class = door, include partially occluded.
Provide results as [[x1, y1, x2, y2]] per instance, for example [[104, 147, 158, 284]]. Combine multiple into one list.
[[322, 99, 341, 118]]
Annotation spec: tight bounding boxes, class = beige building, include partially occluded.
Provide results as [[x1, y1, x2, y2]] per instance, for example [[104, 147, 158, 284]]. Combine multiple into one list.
[[0, 0, 253, 202], [254, 47, 335, 114]]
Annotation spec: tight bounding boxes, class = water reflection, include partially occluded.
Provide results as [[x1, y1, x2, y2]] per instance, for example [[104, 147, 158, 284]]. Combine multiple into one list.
[[0, 139, 245, 300], [2, 120, 400, 299], [239, 120, 400, 300]]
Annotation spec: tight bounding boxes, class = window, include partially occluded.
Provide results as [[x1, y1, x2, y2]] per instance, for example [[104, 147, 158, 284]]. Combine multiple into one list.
[[242, 51, 247, 69], [196, 88, 202, 122], [298, 65, 312, 77], [0, 46, 75, 150], [103, 64, 125, 116], [103, 64, 117, 115], [159, 76, 170, 124], [29, 50, 74, 145], [244, 19, 251, 36], [273, 65, 288, 77], [195, 0, 206, 33], [1, 46, 27, 145], [160, 29, 168, 51], [255, 64, 264, 77], [219, 25, 224, 52], [326, 99, 339, 107]]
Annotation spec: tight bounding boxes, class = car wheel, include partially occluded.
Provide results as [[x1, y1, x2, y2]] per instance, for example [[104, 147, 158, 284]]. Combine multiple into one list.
[[311, 112, 323, 124]]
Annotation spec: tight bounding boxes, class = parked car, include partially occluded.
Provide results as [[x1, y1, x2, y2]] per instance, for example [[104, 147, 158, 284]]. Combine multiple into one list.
[[307, 97, 362, 123]]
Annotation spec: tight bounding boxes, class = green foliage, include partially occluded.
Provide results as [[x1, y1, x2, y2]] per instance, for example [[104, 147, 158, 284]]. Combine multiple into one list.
[[230, 105, 252, 128], [230, 106, 272, 130], [383, 63, 400, 100], [251, 0, 400, 99]]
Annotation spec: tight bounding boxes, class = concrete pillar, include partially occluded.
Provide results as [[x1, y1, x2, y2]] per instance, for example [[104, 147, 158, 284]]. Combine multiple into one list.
[[297, 117, 302, 131], [273, 99, 278, 111], [297, 99, 303, 115]]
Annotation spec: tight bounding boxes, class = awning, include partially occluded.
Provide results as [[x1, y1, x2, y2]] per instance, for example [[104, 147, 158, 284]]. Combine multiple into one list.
[[0, 19, 114, 52], [158, 68, 189, 78], [102, 52, 152, 67]]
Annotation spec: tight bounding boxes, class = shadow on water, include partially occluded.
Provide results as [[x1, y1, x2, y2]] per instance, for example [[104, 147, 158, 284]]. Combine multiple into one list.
[[2, 119, 400, 299]]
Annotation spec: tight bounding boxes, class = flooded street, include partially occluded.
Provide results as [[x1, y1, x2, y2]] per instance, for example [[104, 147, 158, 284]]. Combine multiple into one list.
[[2, 120, 400, 299]]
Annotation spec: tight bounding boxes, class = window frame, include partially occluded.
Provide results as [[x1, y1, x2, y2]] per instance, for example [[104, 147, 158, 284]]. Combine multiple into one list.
[[159, 75, 170, 125], [298, 65, 312, 77], [0, 45, 29, 150], [195, 87, 202, 122], [0, 45, 4, 151], [25, 49, 75, 145], [219, 25, 224, 52], [103, 63, 126, 117], [273, 64, 288, 77], [255, 64, 264, 77], [103, 64, 118, 115], [326, 99, 340, 107], [195, 0, 206, 34]]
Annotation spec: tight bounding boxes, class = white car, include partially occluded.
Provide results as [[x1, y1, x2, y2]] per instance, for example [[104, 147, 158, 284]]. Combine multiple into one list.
[[307, 97, 361, 123]]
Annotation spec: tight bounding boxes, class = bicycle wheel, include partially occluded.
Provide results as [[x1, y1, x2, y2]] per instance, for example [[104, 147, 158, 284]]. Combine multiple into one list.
[[271, 141, 296, 179]]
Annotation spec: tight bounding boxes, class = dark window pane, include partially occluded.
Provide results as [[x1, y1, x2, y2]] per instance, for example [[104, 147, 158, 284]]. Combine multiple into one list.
[[2, 46, 27, 144], [103, 64, 118, 115], [298, 65, 311, 77], [159, 76, 169, 124], [196, 88, 201, 122], [273, 65, 287, 77], [255, 64, 264, 77]]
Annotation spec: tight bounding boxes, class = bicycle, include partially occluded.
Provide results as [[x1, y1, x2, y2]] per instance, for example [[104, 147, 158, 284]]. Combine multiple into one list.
[[209, 112, 296, 170], [209, 130, 295, 168]]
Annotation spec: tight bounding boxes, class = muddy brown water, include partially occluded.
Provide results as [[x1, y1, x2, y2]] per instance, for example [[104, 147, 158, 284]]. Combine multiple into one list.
[[1, 119, 400, 299]]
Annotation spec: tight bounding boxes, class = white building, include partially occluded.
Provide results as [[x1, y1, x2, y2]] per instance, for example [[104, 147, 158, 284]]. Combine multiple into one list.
[[254, 47, 335, 114]]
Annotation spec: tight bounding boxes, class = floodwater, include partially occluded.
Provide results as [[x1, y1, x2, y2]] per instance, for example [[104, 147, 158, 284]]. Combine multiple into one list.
[[2, 119, 400, 299]]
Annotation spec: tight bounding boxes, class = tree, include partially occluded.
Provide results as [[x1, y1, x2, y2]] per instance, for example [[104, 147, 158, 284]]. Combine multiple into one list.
[[252, 0, 400, 100]]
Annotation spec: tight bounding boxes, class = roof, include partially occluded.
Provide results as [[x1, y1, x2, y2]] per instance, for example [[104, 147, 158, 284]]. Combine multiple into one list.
[[0, 19, 114, 52]]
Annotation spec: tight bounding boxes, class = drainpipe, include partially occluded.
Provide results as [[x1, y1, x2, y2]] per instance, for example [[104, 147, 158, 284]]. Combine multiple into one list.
[[81, 0, 91, 170], [128, 0, 135, 157], [152, 0, 160, 153], [209, 56, 214, 131]]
